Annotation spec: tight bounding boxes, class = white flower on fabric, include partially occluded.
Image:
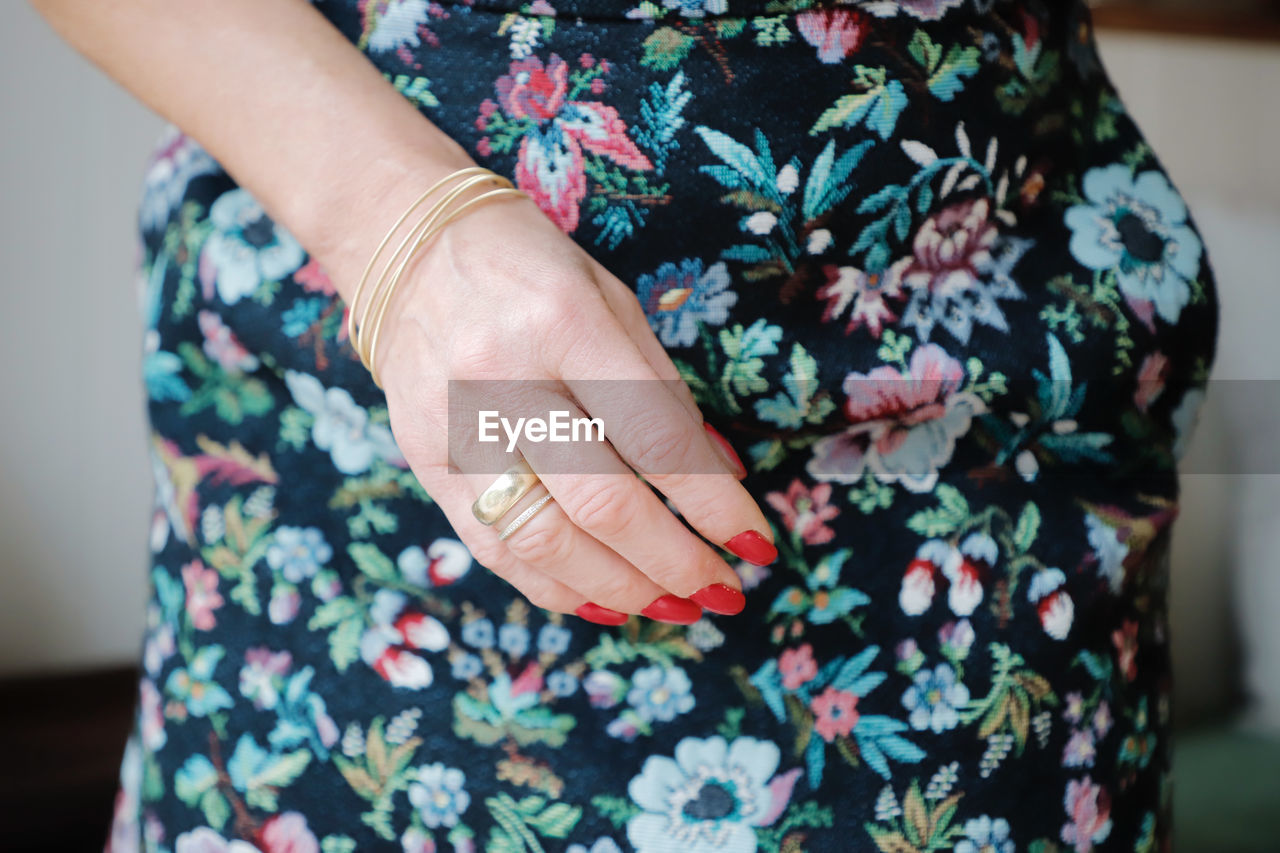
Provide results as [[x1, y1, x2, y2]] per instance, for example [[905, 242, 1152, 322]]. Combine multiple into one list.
[[776, 163, 800, 194], [745, 211, 779, 235], [807, 228, 834, 254], [283, 369, 405, 475]]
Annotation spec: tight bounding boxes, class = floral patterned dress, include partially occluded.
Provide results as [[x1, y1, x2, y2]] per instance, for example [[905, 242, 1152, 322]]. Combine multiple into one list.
[[106, 1, 1220, 852]]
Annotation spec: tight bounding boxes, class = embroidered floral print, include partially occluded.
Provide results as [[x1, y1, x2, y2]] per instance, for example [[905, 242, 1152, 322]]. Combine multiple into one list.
[[108, 1, 1219, 852]]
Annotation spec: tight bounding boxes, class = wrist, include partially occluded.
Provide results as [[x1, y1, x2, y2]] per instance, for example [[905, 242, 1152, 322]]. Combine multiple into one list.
[[290, 122, 480, 306]]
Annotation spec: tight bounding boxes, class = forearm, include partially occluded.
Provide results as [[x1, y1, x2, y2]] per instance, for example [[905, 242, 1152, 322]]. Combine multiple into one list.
[[27, 0, 479, 303]]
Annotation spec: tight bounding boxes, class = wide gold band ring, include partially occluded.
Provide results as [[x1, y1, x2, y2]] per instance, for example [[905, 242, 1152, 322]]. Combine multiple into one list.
[[471, 458, 541, 526]]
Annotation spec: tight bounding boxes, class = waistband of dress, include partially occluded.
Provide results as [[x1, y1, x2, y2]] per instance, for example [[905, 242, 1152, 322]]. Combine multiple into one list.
[[437, 0, 1079, 27], [437, 0, 922, 22]]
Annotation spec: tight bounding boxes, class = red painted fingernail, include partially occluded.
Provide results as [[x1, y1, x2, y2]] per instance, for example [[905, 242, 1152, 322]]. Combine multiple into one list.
[[575, 602, 630, 626], [724, 531, 778, 566], [704, 422, 748, 479], [640, 594, 703, 624], [689, 583, 746, 615]]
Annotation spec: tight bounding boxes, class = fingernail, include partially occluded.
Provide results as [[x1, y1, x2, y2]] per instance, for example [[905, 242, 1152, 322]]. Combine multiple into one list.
[[575, 602, 631, 626], [704, 422, 748, 479], [689, 583, 746, 615], [640, 594, 703, 624], [724, 531, 777, 566]]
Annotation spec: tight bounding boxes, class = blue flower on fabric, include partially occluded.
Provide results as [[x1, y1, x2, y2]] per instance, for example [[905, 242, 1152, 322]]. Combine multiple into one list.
[[498, 623, 530, 658], [282, 369, 404, 475], [547, 669, 579, 697], [635, 258, 738, 348], [901, 662, 970, 733], [955, 815, 1015, 853], [627, 665, 695, 723], [451, 652, 483, 681], [164, 644, 234, 718], [1065, 164, 1203, 326], [627, 735, 799, 853], [200, 188, 304, 305], [461, 617, 496, 649], [407, 762, 471, 829], [659, 0, 728, 17], [265, 526, 333, 583], [537, 622, 573, 655]]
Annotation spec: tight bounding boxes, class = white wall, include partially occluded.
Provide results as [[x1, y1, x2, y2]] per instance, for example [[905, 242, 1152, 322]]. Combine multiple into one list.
[[1, 9, 1277, 728], [1, 3, 164, 673]]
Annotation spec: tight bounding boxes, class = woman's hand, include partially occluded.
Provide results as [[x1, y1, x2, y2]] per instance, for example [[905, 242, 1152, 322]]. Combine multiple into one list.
[[23, 0, 775, 622], [373, 189, 777, 624]]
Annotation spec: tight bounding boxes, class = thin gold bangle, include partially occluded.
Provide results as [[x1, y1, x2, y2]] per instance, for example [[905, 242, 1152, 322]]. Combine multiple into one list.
[[346, 165, 497, 354], [358, 172, 511, 367], [366, 184, 529, 388]]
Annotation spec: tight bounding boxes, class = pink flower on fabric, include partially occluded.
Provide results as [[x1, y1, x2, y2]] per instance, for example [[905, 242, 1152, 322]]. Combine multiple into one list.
[[197, 310, 259, 374], [293, 258, 335, 296], [766, 479, 840, 545], [779, 643, 819, 690], [806, 343, 983, 492], [486, 53, 653, 234], [259, 812, 320, 853], [1134, 351, 1169, 412], [1112, 619, 1140, 681], [181, 559, 223, 631], [1060, 777, 1113, 852], [816, 264, 903, 338], [796, 8, 869, 64], [811, 686, 860, 742]]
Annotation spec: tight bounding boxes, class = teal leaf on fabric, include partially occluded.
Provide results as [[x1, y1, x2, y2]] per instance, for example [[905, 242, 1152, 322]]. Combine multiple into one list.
[[805, 727, 827, 788], [695, 125, 770, 188], [831, 646, 879, 692], [812, 67, 908, 141], [348, 542, 398, 583], [174, 755, 218, 805]]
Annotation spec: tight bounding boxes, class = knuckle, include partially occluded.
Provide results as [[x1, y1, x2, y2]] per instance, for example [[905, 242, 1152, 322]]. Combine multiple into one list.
[[588, 572, 652, 613], [464, 531, 513, 572], [520, 577, 572, 614], [503, 518, 572, 566], [625, 425, 695, 477], [565, 480, 639, 541]]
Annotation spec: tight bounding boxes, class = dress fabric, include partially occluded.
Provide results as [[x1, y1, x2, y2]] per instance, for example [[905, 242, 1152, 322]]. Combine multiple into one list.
[[106, 1, 1220, 852]]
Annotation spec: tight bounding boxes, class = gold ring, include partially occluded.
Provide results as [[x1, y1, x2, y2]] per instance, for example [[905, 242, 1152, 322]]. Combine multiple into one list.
[[497, 492, 556, 541], [471, 458, 541, 525]]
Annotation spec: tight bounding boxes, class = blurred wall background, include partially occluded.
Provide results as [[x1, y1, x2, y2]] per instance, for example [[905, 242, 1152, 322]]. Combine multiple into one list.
[[2, 4, 1278, 731]]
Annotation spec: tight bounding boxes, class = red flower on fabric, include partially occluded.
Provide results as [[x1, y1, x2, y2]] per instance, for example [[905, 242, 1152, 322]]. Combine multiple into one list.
[[486, 53, 653, 233], [811, 686, 860, 742], [796, 8, 870, 64], [766, 479, 840, 545], [779, 643, 819, 690]]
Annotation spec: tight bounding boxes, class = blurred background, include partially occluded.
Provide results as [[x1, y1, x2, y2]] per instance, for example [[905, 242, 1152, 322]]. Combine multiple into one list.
[[2, 0, 1278, 850]]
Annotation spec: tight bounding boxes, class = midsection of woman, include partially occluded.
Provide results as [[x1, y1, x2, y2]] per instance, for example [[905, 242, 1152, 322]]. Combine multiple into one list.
[[112, 1, 1218, 852]]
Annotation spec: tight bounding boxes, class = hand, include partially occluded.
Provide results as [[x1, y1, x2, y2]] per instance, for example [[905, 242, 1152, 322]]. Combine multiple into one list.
[[371, 189, 777, 625]]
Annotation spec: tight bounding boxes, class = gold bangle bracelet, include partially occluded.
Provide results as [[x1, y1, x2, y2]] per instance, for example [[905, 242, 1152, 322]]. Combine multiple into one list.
[[365, 184, 528, 388], [359, 171, 511, 370], [347, 166, 529, 388], [346, 164, 498, 363]]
